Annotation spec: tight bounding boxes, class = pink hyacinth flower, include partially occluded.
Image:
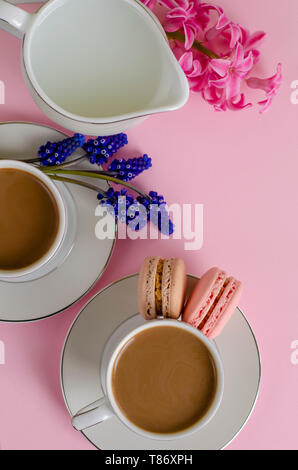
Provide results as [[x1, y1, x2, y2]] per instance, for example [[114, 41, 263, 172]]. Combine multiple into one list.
[[179, 51, 208, 90], [160, 0, 200, 49], [194, 1, 229, 33], [207, 22, 265, 62], [172, 41, 209, 91], [246, 63, 282, 113], [202, 84, 252, 112], [179, 51, 202, 77], [204, 9, 231, 42], [238, 27, 266, 64], [209, 43, 254, 100]]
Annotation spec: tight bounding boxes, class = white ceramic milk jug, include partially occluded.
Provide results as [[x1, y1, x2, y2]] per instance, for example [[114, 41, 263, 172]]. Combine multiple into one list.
[[0, 0, 189, 135]]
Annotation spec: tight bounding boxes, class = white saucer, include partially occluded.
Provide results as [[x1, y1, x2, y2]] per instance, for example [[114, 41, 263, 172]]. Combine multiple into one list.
[[61, 274, 261, 450], [0, 122, 115, 322]]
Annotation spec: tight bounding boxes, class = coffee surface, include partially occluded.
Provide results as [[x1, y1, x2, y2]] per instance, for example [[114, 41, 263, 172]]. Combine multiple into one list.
[[112, 326, 217, 434], [0, 168, 59, 271]]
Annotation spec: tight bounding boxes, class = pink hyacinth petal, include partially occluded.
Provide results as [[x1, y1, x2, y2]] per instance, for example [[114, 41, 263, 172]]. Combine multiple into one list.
[[225, 73, 242, 100], [246, 63, 282, 93], [209, 75, 231, 88], [173, 0, 189, 8], [202, 86, 224, 105], [209, 45, 254, 102], [246, 63, 282, 113], [251, 49, 261, 65], [214, 104, 227, 111], [167, 7, 187, 19], [179, 51, 202, 80], [171, 41, 186, 61], [179, 51, 193, 72], [159, 0, 174, 7], [192, 3, 213, 31], [209, 58, 231, 77], [233, 43, 245, 68], [236, 51, 254, 76], [163, 0, 199, 49], [213, 6, 231, 30], [188, 59, 202, 77], [258, 98, 273, 114], [239, 26, 250, 45], [190, 78, 204, 92], [159, 0, 186, 8], [190, 70, 209, 92], [229, 23, 242, 49], [163, 17, 184, 32], [205, 26, 219, 41], [142, 0, 156, 11], [206, 87, 228, 110], [246, 76, 265, 90], [228, 94, 252, 111], [245, 30, 266, 50], [184, 23, 196, 49]]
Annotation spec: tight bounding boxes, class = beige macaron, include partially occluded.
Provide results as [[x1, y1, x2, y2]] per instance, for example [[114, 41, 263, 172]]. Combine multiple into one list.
[[138, 256, 187, 320]]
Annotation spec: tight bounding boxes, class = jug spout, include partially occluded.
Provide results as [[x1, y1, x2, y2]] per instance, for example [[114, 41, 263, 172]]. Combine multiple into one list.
[[142, 44, 190, 117], [115, 5, 189, 120]]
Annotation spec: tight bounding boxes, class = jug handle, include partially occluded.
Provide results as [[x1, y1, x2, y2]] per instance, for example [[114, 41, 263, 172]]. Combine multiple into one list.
[[0, 1, 32, 39]]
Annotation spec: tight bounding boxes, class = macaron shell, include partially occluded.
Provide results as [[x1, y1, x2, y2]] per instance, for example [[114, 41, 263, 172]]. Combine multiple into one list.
[[182, 267, 227, 328], [138, 256, 161, 320], [162, 258, 186, 319], [201, 278, 243, 339]]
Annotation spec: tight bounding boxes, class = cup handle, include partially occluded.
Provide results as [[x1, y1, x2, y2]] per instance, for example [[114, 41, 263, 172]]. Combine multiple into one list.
[[72, 396, 114, 431], [0, 1, 32, 39]]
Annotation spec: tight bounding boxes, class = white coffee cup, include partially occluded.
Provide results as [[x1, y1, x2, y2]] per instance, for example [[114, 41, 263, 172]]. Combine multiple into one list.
[[0, 160, 66, 280], [72, 319, 224, 440], [0, 0, 189, 135]]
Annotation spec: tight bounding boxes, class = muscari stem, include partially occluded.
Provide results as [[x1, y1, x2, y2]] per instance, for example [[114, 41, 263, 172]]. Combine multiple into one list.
[[48, 174, 105, 194], [166, 31, 220, 59], [42, 168, 150, 200]]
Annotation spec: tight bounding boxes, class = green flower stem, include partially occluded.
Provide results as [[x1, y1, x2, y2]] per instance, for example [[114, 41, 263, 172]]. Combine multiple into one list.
[[41, 167, 150, 200], [166, 31, 220, 59], [48, 174, 105, 194]]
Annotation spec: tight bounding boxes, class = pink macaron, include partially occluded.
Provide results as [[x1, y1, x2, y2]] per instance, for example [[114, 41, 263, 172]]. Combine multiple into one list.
[[138, 256, 187, 320], [182, 267, 243, 339]]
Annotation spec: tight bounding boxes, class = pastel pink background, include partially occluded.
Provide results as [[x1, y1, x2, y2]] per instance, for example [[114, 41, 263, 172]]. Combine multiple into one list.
[[0, 0, 297, 450]]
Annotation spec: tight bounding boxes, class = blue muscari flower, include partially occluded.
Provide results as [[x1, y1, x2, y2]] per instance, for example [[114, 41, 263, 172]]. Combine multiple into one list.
[[137, 191, 174, 236], [97, 188, 174, 235], [83, 133, 128, 165], [38, 134, 85, 166], [108, 154, 152, 181]]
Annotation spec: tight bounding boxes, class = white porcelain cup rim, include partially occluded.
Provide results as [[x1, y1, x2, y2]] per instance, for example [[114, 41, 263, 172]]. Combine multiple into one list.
[[0, 160, 66, 279], [72, 319, 224, 440]]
